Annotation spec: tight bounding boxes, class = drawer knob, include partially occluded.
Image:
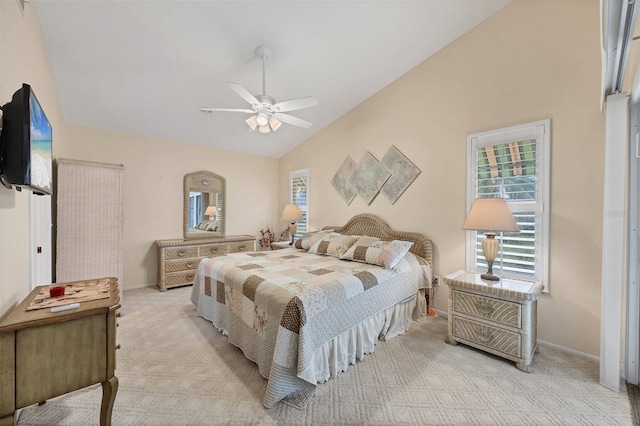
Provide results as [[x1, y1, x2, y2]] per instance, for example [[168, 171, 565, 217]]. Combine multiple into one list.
[[238, 245, 246, 251], [209, 246, 219, 253], [177, 250, 187, 257], [186, 261, 196, 268], [186, 273, 195, 281], [475, 302, 494, 316]]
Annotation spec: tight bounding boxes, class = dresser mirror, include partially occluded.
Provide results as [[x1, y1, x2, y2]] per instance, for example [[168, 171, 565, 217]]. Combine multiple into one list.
[[184, 171, 226, 239]]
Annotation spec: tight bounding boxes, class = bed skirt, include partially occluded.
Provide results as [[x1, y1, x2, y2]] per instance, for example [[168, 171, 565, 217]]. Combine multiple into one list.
[[194, 288, 426, 408]]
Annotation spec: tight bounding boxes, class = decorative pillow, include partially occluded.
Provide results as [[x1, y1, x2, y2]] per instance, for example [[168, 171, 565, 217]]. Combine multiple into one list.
[[308, 232, 358, 258], [340, 237, 414, 269], [293, 229, 334, 250]]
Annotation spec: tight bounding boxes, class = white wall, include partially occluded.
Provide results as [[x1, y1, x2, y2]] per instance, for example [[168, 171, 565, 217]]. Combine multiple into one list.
[[279, 1, 606, 356]]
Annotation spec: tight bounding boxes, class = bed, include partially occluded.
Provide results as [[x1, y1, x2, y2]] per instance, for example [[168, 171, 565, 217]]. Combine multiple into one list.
[[190, 213, 433, 408]]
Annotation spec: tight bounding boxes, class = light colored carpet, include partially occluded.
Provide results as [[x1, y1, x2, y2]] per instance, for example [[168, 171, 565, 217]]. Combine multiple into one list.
[[17, 286, 634, 425]]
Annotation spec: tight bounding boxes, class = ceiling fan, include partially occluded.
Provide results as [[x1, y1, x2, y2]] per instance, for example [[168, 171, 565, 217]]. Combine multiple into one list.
[[200, 45, 319, 133]]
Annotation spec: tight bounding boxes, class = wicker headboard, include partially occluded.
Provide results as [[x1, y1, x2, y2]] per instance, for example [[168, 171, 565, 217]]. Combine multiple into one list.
[[322, 213, 433, 267]]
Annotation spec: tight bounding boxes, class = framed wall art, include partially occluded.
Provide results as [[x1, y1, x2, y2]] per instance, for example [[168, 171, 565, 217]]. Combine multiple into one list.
[[380, 145, 421, 204]]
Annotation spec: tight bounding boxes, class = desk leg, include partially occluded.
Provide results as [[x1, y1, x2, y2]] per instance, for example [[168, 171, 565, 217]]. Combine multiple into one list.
[[100, 376, 118, 426]]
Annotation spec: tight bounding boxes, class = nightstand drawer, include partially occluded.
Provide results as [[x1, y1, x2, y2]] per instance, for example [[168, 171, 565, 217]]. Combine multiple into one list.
[[452, 315, 521, 358], [165, 259, 199, 273], [166, 271, 197, 287], [452, 290, 521, 328], [199, 244, 226, 257], [165, 247, 198, 260]]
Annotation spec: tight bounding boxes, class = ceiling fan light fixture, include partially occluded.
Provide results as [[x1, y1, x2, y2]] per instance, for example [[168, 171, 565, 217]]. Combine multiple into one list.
[[246, 115, 258, 130], [258, 125, 270, 134], [268, 116, 282, 131], [256, 112, 269, 127]]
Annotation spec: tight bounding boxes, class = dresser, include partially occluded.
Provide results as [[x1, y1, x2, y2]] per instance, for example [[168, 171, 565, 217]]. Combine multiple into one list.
[[0, 278, 120, 426], [444, 270, 544, 372], [155, 235, 256, 291]]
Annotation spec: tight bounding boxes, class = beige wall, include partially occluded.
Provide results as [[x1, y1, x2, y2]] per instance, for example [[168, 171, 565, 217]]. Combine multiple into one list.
[[0, 1, 279, 319], [0, 0, 65, 315], [279, 1, 605, 355], [56, 125, 279, 288]]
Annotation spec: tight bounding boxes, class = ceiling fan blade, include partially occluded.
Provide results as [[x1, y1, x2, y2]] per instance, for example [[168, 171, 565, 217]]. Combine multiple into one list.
[[225, 82, 261, 106], [272, 96, 319, 113], [200, 107, 254, 113], [273, 113, 312, 129]]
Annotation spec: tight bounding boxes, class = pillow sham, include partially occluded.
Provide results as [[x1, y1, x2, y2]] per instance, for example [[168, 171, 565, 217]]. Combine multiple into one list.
[[340, 236, 414, 269], [308, 232, 358, 258], [293, 229, 334, 250]]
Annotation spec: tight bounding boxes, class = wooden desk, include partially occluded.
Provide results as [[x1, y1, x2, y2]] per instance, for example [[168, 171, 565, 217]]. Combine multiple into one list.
[[0, 278, 120, 425]]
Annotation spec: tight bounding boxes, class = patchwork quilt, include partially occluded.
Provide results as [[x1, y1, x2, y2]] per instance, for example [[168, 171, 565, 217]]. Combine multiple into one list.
[[191, 248, 432, 408]]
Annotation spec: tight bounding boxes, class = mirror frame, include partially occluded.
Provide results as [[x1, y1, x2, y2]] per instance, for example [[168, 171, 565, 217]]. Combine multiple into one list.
[[183, 171, 226, 239]]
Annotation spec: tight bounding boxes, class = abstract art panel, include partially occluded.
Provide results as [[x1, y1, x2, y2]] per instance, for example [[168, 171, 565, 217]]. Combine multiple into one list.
[[350, 151, 391, 205], [380, 145, 421, 204], [331, 156, 358, 205]]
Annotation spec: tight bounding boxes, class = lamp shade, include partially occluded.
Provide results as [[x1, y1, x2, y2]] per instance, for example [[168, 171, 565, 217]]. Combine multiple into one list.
[[204, 206, 217, 217], [280, 204, 303, 221], [462, 198, 519, 232]]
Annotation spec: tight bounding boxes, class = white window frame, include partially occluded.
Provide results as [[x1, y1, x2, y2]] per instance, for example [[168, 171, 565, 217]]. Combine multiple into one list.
[[289, 168, 309, 238], [466, 119, 550, 291]]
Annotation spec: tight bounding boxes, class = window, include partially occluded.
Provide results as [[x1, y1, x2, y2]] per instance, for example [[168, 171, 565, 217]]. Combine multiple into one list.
[[189, 191, 202, 228], [289, 169, 309, 238], [466, 119, 550, 289]]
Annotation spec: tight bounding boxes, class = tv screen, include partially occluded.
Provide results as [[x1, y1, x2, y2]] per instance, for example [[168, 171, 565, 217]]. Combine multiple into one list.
[[0, 84, 52, 195]]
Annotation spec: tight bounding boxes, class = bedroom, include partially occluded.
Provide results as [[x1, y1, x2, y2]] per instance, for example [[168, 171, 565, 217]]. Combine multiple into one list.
[[0, 0, 636, 423]]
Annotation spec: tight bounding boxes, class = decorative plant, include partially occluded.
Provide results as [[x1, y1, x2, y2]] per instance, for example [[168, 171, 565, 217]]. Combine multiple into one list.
[[259, 225, 276, 248]]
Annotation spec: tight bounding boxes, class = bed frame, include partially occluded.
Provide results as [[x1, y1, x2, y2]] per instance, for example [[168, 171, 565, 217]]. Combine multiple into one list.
[[323, 213, 435, 313]]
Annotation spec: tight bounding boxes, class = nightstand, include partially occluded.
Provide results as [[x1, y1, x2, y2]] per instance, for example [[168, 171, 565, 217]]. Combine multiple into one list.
[[444, 270, 544, 372], [270, 241, 293, 250]]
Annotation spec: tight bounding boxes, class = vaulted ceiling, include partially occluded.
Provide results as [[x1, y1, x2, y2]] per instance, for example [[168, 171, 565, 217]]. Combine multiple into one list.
[[34, 1, 509, 158]]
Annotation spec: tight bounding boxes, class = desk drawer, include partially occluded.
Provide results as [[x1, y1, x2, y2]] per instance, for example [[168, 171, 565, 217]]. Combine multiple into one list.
[[165, 258, 200, 273], [452, 315, 521, 358], [452, 290, 521, 328], [164, 247, 198, 260]]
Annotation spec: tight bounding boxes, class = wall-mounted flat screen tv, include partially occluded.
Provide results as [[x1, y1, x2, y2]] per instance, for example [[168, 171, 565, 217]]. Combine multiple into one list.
[[0, 83, 52, 195]]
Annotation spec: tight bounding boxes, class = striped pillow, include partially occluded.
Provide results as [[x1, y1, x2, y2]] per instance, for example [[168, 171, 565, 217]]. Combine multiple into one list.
[[308, 232, 358, 258], [340, 236, 413, 269]]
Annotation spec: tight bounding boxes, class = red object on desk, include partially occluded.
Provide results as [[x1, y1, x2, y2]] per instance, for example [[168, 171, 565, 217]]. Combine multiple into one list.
[[49, 286, 65, 297]]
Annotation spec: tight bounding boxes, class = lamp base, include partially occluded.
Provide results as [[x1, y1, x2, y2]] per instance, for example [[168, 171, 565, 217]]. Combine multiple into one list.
[[289, 223, 297, 245], [480, 272, 500, 281]]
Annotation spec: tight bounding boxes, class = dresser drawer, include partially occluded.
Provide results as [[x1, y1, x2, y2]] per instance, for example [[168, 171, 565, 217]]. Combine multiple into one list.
[[230, 241, 253, 253], [165, 258, 200, 273], [164, 247, 198, 260], [199, 244, 227, 257], [452, 315, 521, 358], [452, 290, 521, 328], [166, 271, 197, 287]]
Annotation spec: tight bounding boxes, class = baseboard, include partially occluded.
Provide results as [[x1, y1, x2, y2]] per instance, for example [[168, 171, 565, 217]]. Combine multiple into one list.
[[122, 283, 158, 291], [537, 339, 599, 363], [433, 309, 600, 363]]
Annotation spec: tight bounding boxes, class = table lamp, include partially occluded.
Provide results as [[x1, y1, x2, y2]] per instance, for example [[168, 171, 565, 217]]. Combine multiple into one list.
[[281, 204, 303, 245], [204, 205, 217, 220], [462, 198, 519, 281]]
